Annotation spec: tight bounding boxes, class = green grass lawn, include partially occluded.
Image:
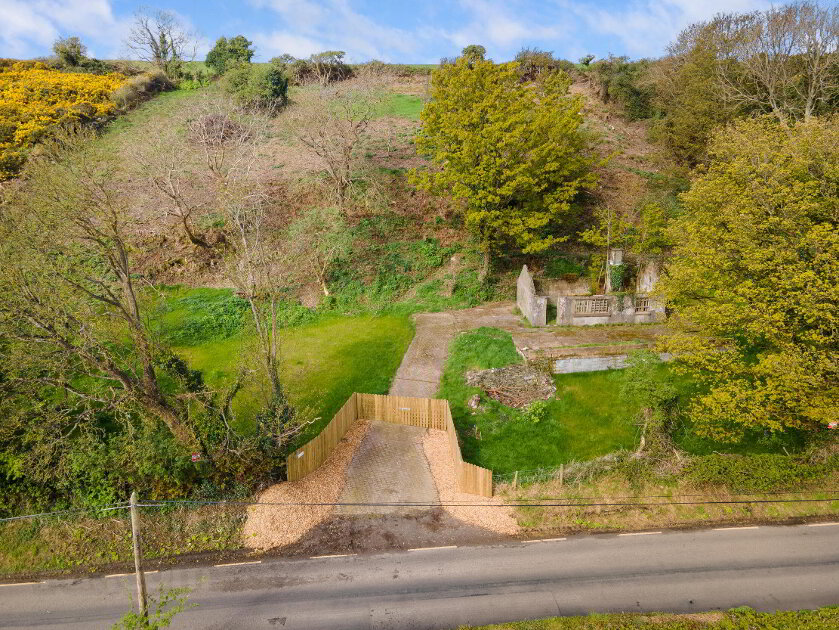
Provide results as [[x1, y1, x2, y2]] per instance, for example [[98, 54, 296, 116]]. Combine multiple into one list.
[[375, 93, 424, 120], [438, 328, 640, 475], [152, 287, 414, 444], [437, 327, 807, 476]]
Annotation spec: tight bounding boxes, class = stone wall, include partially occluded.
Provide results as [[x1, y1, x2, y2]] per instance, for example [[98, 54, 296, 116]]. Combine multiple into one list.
[[516, 265, 547, 326], [556, 294, 665, 326]]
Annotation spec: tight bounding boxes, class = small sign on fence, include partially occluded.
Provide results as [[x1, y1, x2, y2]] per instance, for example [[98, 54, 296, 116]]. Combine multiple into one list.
[[191, 452, 201, 462]]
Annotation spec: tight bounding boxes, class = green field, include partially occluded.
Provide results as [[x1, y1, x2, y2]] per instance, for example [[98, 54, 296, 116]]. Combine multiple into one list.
[[376, 93, 424, 119], [439, 328, 641, 474], [153, 287, 415, 444], [438, 327, 806, 476]]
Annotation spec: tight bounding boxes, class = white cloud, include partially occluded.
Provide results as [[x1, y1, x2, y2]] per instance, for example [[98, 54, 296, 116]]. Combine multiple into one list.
[[249, 0, 422, 61], [569, 0, 776, 58], [0, 0, 131, 59], [251, 31, 326, 59]]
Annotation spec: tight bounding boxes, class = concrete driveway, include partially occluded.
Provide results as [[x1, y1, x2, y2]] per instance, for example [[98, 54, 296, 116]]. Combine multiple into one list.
[[336, 421, 438, 516]]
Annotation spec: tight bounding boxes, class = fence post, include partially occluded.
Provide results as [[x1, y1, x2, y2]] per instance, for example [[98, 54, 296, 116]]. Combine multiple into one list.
[[512, 471, 518, 489], [130, 491, 148, 619], [559, 464, 564, 488]]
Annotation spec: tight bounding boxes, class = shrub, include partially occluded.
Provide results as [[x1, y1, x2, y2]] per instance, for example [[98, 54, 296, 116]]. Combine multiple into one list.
[[0, 62, 126, 179], [544, 255, 586, 279], [519, 400, 550, 424], [110, 70, 173, 109], [52, 36, 87, 67], [685, 453, 837, 493], [205, 35, 255, 75], [222, 61, 288, 109]]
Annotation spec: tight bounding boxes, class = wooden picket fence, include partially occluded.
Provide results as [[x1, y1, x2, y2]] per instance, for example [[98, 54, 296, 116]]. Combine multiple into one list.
[[286, 392, 493, 496]]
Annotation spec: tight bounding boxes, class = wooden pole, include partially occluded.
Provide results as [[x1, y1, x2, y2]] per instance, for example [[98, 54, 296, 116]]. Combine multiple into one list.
[[130, 491, 148, 619], [559, 464, 564, 488], [512, 471, 518, 489]]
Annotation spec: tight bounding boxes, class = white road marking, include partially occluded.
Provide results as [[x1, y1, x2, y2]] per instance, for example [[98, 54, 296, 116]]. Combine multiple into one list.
[[214, 561, 261, 567], [408, 545, 457, 552], [807, 522, 839, 527], [524, 537, 567, 543], [618, 531, 662, 536], [105, 570, 157, 578], [311, 554, 355, 559], [714, 526, 759, 531], [0, 581, 41, 587]]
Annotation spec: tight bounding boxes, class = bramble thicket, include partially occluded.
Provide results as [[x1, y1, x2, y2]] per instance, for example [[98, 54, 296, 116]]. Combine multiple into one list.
[[0, 61, 125, 179]]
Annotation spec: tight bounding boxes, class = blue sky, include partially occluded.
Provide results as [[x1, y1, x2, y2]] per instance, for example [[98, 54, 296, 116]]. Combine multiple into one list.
[[1, 0, 777, 63]]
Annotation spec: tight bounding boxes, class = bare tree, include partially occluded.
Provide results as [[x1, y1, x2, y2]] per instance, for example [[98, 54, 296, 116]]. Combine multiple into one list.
[[714, 2, 839, 122], [286, 206, 352, 296], [289, 78, 384, 209], [125, 8, 196, 77], [137, 95, 268, 248], [0, 130, 197, 448]]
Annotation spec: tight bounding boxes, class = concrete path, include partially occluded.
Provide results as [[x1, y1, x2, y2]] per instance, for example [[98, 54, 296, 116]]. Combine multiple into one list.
[[387, 303, 670, 397], [336, 421, 438, 516], [5, 522, 839, 629], [388, 303, 522, 397]]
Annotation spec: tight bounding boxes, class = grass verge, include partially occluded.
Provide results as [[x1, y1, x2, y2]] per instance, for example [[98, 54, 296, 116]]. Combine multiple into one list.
[[0, 505, 244, 579], [460, 607, 839, 629]]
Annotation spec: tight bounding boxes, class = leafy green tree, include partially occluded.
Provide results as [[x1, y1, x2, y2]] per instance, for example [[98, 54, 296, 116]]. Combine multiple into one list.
[[658, 117, 839, 441], [415, 58, 597, 276], [205, 35, 255, 75], [649, 21, 733, 165], [461, 44, 486, 62], [52, 36, 87, 66]]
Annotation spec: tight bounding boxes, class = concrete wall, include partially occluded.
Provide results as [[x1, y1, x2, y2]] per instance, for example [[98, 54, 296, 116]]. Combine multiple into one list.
[[540, 276, 591, 298], [553, 352, 673, 374], [556, 295, 665, 326], [636, 260, 660, 293], [517, 265, 547, 326]]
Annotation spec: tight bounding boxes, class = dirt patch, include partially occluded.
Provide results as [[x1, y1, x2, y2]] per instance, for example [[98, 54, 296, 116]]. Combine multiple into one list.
[[282, 509, 506, 556], [422, 429, 519, 536], [242, 420, 370, 550], [465, 364, 556, 408]]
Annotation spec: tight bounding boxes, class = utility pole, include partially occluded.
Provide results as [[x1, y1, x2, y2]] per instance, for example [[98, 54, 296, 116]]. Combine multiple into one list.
[[130, 491, 148, 619]]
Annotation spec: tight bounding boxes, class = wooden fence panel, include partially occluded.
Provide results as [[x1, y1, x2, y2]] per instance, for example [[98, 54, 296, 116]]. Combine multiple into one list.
[[287, 392, 492, 496], [286, 393, 358, 481]]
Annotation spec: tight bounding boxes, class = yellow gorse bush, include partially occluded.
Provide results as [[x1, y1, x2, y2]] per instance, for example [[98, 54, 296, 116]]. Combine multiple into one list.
[[0, 62, 125, 179]]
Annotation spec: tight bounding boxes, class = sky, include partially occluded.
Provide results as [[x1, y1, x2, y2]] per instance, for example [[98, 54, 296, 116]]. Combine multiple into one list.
[[1, 0, 779, 64]]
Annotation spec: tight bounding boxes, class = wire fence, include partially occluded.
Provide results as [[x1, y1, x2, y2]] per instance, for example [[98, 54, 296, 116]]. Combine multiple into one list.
[[4, 492, 839, 524]]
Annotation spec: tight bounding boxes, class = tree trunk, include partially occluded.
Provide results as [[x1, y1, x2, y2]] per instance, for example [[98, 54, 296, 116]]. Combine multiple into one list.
[[478, 250, 491, 282], [181, 216, 211, 248]]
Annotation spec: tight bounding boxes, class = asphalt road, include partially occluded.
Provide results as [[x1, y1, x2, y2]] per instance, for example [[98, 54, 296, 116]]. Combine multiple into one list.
[[2, 523, 838, 629]]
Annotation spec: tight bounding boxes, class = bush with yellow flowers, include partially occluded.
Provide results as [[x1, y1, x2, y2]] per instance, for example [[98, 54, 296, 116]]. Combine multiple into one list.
[[0, 62, 125, 179]]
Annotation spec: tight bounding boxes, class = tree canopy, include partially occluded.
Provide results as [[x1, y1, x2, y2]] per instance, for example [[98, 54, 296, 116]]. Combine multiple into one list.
[[658, 116, 839, 441], [205, 35, 255, 75], [414, 57, 597, 272]]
